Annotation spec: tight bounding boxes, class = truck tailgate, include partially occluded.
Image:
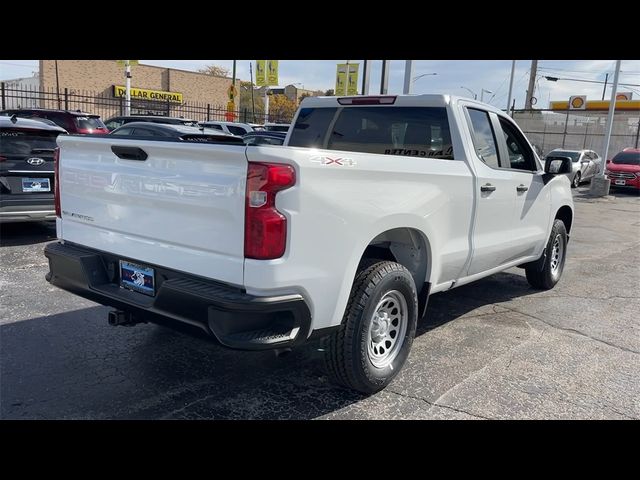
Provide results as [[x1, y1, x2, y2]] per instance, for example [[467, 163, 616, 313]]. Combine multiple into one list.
[[57, 136, 247, 286]]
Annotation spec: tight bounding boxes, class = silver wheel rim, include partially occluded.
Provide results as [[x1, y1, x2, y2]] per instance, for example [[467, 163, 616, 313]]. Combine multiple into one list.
[[367, 290, 408, 369], [573, 173, 580, 187], [550, 234, 564, 277]]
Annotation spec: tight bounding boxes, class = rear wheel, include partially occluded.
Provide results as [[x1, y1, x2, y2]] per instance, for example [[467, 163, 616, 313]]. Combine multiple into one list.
[[571, 171, 581, 188], [323, 261, 418, 394], [526, 219, 567, 290]]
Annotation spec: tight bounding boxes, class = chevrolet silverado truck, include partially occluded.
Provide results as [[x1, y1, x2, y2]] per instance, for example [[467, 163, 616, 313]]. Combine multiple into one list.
[[44, 95, 574, 393]]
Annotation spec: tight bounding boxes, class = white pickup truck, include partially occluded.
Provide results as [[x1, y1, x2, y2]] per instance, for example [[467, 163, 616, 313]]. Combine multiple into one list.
[[45, 94, 574, 393]]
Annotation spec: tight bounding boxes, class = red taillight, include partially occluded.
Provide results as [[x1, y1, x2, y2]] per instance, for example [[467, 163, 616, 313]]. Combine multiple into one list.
[[244, 162, 296, 260], [54, 146, 61, 217]]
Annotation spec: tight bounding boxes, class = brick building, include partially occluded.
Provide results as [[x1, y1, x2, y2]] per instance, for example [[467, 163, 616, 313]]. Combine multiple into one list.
[[38, 60, 238, 116]]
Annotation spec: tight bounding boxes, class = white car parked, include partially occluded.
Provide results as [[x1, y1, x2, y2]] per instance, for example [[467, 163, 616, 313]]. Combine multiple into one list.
[[198, 121, 254, 136]]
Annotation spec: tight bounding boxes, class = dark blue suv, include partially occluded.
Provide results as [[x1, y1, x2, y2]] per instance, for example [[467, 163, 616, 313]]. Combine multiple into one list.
[[0, 116, 66, 223]]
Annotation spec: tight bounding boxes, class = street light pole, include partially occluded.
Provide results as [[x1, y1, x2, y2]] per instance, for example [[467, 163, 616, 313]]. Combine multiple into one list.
[[590, 60, 622, 197], [601, 73, 609, 101], [403, 60, 414, 94], [506, 60, 516, 113], [125, 60, 131, 116], [412, 73, 438, 84], [249, 62, 256, 122], [380, 60, 390, 95], [460, 86, 477, 100]]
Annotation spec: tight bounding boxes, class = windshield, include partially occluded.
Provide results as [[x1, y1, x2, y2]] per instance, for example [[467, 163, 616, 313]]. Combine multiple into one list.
[[74, 116, 106, 130], [611, 151, 640, 165], [549, 150, 581, 161]]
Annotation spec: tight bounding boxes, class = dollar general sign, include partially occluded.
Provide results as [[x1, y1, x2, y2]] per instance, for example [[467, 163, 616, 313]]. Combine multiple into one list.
[[113, 85, 183, 103]]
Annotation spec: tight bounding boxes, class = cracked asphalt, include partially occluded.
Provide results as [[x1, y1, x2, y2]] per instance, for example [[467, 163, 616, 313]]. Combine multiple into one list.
[[1, 186, 638, 419]]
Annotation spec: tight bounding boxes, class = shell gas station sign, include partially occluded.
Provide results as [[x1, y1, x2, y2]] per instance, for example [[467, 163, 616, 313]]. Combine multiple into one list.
[[551, 94, 639, 111]]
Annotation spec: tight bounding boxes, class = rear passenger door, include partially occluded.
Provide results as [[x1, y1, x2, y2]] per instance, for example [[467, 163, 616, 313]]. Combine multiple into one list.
[[464, 107, 523, 275]]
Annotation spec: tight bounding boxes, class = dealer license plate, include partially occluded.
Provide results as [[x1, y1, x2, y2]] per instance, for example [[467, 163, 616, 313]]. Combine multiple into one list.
[[120, 260, 155, 296], [22, 178, 51, 192], [615, 180, 626, 185]]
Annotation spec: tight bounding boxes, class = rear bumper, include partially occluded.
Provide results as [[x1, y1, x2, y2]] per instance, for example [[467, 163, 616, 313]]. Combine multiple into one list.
[[0, 199, 55, 223], [44, 242, 312, 350]]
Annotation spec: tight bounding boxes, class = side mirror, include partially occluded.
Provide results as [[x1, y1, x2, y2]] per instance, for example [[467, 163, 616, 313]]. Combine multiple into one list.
[[606, 159, 611, 164], [545, 156, 572, 174]]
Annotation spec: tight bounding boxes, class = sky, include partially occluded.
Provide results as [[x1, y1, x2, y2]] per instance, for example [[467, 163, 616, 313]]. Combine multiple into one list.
[[1, 59, 639, 110]]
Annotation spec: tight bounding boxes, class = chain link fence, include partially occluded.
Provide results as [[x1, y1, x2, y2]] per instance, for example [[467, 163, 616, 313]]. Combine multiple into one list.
[[513, 109, 640, 157]]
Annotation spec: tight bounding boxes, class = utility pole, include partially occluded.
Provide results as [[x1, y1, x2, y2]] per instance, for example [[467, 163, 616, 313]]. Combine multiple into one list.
[[590, 60, 622, 197], [125, 60, 131, 116], [232, 60, 236, 86], [403, 60, 414, 94], [525, 59, 538, 109], [362, 60, 370, 95], [380, 60, 390, 95], [249, 62, 256, 122], [506, 60, 516, 113], [601, 73, 609, 101], [55, 60, 61, 109], [344, 60, 350, 96]]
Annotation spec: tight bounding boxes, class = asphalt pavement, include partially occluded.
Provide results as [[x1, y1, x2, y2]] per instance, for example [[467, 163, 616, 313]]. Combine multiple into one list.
[[1, 186, 638, 419]]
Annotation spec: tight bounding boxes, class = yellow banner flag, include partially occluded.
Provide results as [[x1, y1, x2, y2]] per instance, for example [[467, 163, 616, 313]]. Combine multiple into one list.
[[347, 64, 359, 95], [256, 60, 267, 86], [335, 64, 347, 95], [267, 60, 279, 85]]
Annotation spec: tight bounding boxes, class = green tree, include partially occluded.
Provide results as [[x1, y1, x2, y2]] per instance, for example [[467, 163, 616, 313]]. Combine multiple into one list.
[[198, 64, 230, 77], [324, 89, 335, 96]]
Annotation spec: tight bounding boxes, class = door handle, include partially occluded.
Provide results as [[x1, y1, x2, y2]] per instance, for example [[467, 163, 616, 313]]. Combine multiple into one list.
[[516, 184, 529, 192], [480, 184, 496, 192], [111, 145, 148, 161]]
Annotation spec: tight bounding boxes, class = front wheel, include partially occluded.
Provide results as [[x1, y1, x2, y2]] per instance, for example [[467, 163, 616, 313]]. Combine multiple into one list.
[[322, 261, 418, 394], [526, 219, 568, 290], [571, 171, 581, 188]]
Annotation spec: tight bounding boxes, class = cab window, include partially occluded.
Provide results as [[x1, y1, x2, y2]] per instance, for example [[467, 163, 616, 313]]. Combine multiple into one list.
[[498, 117, 537, 171]]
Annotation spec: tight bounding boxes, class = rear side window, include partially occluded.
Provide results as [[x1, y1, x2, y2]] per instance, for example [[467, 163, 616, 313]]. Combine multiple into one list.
[[111, 127, 133, 136], [0, 129, 59, 156], [227, 125, 248, 136], [289, 107, 453, 159], [289, 108, 338, 148], [105, 119, 124, 130], [208, 124, 223, 130], [466, 109, 499, 168]]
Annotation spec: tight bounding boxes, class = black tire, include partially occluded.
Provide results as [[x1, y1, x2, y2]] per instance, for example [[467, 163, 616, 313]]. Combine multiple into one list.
[[571, 171, 581, 188], [322, 261, 418, 394], [526, 219, 568, 290]]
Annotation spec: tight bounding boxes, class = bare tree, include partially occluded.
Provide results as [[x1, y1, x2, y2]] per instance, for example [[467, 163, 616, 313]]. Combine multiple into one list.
[[198, 65, 230, 77]]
